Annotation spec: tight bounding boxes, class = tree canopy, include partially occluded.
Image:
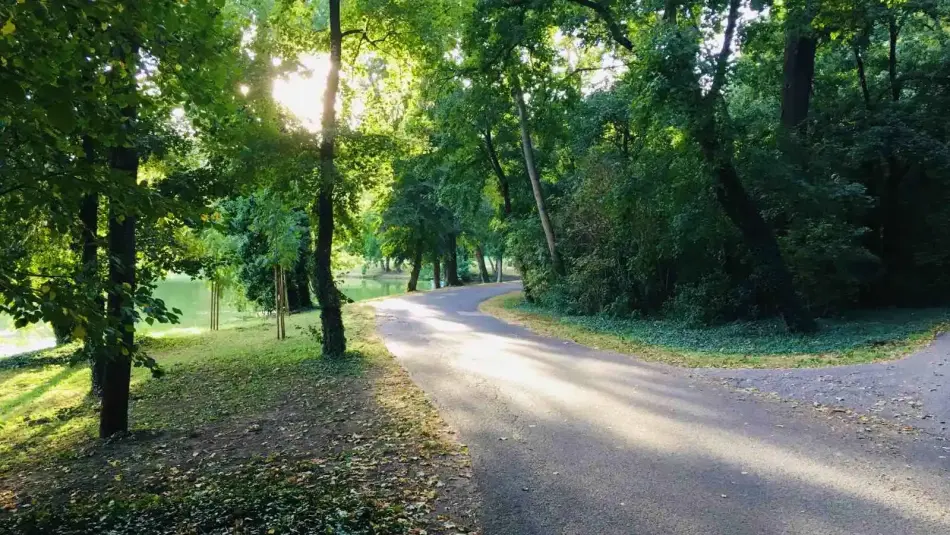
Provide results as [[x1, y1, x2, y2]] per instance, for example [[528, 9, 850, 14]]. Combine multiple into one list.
[[3, 0, 950, 436]]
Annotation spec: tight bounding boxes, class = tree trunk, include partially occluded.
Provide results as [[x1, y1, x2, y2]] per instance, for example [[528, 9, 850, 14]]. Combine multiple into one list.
[[274, 266, 281, 339], [210, 281, 216, 331], [663, 0, 678, 23], [294, 233, 314, 310], [695, 126, 816, 332], [101, 155, 137, 439], [484, 129, 512, 217], [780, 24, 816, 131], [78, 189, 105, 397], [854, 47, 872, 108], [432, 256, 441, 289], [445, 233, 462, 286], [100, 41, 139, 438], [888, 17, 901, 103], [281, 268, 289, 339], [511, 73, 564, 276], [286, 273, 300, 312], [474, 245, 491, 283], [496, 257, 503, 283], [408, 247, 422, 292], [313, 0, 346, 357], [880, 18, 903, 301], [384, 257, 391, 273]]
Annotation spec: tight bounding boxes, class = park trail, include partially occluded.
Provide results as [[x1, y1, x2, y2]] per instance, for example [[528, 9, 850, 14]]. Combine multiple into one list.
[[374, 282, 950, 535]]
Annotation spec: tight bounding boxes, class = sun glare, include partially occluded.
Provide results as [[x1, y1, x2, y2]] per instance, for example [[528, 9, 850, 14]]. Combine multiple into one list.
[[272, 53, 331, 133]]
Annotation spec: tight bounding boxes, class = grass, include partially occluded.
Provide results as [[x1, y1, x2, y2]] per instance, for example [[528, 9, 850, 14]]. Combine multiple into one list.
[[0, 305, 479, 535], [480, 291, 950, 368]]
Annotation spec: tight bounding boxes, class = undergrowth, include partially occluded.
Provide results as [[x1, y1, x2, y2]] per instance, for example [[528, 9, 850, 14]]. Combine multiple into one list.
[[480, 291, 950, 368]]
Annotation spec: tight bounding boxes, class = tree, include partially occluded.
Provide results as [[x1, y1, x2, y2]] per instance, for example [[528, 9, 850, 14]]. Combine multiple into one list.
[[311, 0, 347, 357]]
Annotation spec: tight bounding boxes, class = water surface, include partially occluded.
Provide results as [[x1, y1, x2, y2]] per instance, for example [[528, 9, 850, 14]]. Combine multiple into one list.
[[0, 275, 430, 357]]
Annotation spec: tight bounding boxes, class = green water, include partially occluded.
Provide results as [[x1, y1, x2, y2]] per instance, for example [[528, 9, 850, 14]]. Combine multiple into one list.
[[339, 277, 433, 302], [0, 275, 431, 357]]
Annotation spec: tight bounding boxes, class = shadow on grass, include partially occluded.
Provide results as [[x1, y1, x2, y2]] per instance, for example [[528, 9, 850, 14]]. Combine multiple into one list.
[[0, 366, 84, 420]]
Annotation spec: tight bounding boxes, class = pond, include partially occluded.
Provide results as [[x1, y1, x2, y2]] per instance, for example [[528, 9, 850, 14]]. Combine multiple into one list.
[[0, 275, 433, 358]]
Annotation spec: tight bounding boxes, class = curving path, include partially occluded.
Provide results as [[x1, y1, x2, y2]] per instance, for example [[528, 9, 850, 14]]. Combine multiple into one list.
[[697, 338, 950, 438], [374, 283, 950, 535]]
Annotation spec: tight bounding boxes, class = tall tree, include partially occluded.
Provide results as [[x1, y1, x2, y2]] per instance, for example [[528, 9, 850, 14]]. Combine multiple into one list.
[[100, 40, 140, 438], [313, 0, 347, 357], [511, 72, 565, 276], [553, 0, 817, 332], [781, 0, 818, 132]]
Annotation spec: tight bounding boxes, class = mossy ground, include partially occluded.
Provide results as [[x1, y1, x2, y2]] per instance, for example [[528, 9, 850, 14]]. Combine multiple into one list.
[[480, 291, 949, 368], [0, 305, 479, 534]]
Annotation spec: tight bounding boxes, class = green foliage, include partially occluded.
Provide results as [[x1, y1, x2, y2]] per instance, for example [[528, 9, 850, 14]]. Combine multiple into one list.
[[477, 0, 950, 326], [216, 192, 312, 313], [484, 292, 950, 368]]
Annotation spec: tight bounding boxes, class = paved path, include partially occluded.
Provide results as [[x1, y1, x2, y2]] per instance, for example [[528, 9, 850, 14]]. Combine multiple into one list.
[[375, 283, 950, 535], [697, 337, 950, 438]]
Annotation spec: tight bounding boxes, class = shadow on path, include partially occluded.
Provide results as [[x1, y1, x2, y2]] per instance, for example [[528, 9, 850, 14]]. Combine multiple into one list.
[[375, 283, 950, 535]]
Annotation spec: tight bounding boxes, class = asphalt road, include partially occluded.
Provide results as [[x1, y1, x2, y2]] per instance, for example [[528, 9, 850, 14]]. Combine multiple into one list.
[[374, 282, 950, 535]]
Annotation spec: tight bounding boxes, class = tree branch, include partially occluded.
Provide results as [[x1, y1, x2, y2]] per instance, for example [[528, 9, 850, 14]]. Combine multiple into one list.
[[564, 0, 634, 51], [707, 0, 741, 102]]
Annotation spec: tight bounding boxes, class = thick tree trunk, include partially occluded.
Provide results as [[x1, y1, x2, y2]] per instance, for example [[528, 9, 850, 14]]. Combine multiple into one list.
[[313, 0, 346, 357], [512, 74, 564, 276], [101, 154, 137, 439], [384, 257, 391, 273], [290, 253, 313, 310], [408, 247, 423, 292], [445, 233, 462, 286], [496, 257, 503, 283], [474, 245, 491, 283], [432, 256, 441, 289], [780, 32, 816, 131], [100, 41, 139, 438]]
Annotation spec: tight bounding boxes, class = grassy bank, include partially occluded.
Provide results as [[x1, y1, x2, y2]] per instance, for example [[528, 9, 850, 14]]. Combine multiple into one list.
[[480, 291, 950, 368], [0, 306, 478, 534]]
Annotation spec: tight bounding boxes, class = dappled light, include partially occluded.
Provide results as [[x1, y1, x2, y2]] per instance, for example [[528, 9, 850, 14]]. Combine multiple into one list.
[[4, 0, 950, 532], [375, 285, 950, 533]]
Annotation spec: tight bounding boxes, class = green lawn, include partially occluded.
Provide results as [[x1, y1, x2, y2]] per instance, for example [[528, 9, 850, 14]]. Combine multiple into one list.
[[0, 305, 478, 534], [480, 292, 950, 368]]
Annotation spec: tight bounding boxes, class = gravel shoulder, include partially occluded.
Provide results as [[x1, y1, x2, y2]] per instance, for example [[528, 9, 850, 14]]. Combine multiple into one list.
[[375, 283, 950, 535], [694, 335, 950, 438]]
